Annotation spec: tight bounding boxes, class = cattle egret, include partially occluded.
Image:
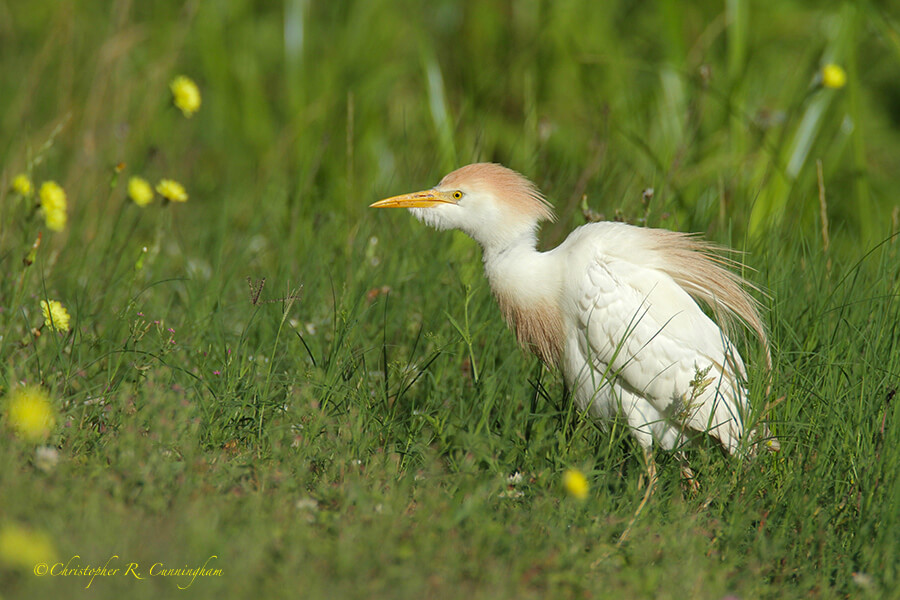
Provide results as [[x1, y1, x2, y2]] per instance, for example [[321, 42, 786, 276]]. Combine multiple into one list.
[[371, 163, 777, 486]]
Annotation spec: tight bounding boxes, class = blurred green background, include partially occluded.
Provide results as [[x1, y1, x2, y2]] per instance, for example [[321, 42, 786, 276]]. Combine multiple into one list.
[[1, 1, 899, 599], [4, 0, 900, 244]]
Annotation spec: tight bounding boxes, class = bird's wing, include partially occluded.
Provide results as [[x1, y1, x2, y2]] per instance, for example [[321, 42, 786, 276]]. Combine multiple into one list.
[[565, 225, 750, 443]]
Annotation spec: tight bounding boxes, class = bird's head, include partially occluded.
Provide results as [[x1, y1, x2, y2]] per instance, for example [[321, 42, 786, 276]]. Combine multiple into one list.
[[371, 163, 556, 251]]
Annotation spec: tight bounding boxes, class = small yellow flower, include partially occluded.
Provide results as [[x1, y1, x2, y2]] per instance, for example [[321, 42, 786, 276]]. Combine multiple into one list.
[[822, 64, 847, 89], [11, 173, 33, 196], [128, 176, 154, 206], [39, 181, 68, 232], [156, 179, 188, 202], [5, 386, 56, 443], [0, 523, 58, 570], [44, 208, 67, 231], [170, 75, 201, 117], [562, 468, 589, 500], [40, 299, 71, 332], [39, 181, 66, 211]]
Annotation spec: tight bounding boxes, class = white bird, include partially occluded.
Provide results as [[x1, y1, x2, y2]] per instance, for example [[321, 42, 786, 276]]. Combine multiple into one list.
[[371, 163, 777, 482]]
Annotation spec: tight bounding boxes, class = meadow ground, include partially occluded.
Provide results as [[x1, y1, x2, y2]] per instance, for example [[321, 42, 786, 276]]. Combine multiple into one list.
[[1, 1, 899, 598]]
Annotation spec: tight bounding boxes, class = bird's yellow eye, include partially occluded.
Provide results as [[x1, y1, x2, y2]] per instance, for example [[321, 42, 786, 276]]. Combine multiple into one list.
[[452, 191, 463, 200]]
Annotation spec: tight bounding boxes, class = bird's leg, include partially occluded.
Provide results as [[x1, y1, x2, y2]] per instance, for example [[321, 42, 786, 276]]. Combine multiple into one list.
[[678, 451, 701, 495], [617, 446, 657, 545]]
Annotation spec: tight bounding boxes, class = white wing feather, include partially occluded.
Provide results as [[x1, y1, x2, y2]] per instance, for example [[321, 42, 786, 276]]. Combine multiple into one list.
[[555, 222, 751, 452]]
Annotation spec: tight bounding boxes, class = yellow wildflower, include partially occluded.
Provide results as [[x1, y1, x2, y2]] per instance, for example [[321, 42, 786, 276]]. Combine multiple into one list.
[[39, 181, 67, 232], [0, 523, 58, 570], [562, 468, 589, 500], [156, 179, 188, 202], [12, 173, 33, 196], [822, 64, 847, 89], [40, 299, 71, 332], [5, 386, 56, 443], [170, 75, 201, 117], [44, 209, 67, 231], [128, 176, 154, 206]]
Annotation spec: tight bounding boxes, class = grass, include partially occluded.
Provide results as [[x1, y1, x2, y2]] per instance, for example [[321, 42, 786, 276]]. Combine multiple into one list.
[[1, 1, 899, 598]]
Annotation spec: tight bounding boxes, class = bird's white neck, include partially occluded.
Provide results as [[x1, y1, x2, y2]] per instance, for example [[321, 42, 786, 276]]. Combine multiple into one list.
[[481, 232, 545, 294], [481, 234, 566, 366]]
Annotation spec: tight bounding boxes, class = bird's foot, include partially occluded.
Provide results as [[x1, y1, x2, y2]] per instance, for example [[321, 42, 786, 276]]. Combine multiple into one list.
[[680, 462, 701, 495]]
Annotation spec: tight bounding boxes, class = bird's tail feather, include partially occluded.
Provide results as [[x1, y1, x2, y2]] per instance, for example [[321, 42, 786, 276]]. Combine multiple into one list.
[[646, 229, 780, 453], [645, 230, 772, 371]]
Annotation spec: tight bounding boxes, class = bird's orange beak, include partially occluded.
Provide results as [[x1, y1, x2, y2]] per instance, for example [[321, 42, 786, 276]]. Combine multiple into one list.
[[370, 189, 457, 209]]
